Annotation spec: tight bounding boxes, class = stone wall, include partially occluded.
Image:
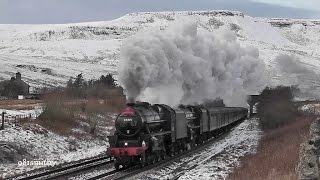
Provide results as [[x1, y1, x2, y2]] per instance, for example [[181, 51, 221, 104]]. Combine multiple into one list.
[[297, 117, 320, 180]]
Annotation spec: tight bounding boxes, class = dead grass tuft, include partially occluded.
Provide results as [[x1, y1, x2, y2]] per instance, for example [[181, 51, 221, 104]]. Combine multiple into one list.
[[0, 99, 43, 110], [84, 95, 125, 115], [36, 92, 78, 136]]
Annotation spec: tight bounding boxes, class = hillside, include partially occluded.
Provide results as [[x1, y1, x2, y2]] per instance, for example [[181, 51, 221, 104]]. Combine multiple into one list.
[[0, 10, 319, 98]]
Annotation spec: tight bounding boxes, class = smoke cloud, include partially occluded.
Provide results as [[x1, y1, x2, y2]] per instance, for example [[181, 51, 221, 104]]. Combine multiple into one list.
[[118, 21, 268, 107], [276, 54, 309, 74], [275, 54, 320, 99]]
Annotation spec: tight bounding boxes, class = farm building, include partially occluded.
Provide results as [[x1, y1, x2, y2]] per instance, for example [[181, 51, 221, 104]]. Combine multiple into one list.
[[0, 72, 30, 98]]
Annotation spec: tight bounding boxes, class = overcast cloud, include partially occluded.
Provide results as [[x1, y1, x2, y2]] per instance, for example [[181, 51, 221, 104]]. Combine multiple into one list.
[[253, 0, 320, 11], [0, 0, 319, 24]]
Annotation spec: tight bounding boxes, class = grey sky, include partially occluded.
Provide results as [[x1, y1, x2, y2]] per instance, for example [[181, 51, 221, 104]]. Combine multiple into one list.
[[254, 0, 320, 11], [0, 0, 319, 24]]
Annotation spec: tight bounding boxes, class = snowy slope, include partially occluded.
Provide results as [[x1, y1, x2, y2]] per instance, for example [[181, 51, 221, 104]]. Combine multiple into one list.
[[0, 108, 112, 178], [0, 10, 320, 96]]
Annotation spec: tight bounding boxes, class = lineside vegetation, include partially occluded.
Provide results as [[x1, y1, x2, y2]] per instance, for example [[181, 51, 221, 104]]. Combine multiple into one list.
[[257, 85, 299, 130], [37, 73, 126, 135], [230, 86, 315, 179]]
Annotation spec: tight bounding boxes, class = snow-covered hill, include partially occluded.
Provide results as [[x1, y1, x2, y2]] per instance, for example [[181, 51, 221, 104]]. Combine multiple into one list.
[[0, 10, 319, 98]]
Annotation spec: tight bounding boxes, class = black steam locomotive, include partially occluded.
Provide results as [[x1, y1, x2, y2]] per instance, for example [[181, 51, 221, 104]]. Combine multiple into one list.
[[108, 102, 247, 169]]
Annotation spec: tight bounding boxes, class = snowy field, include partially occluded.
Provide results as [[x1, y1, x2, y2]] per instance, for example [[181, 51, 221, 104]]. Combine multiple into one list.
[[0, 11, 319, 98], [0, 108, 111, 179], [0, 10, 319, 179], [300, 103, 320, 115], [128, 119, 261, 180], [0, 106, 42, 122]]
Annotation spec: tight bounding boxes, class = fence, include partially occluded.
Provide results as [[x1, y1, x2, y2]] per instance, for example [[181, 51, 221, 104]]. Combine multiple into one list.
[[1, 112, 4, 130], [0, 109, 42, 130]]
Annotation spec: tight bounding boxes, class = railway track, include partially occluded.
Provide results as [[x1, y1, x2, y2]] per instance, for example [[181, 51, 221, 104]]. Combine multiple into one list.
[[88, 119, 245, 180], [14, 155, 114, 180], [12, 120, 247, 180]]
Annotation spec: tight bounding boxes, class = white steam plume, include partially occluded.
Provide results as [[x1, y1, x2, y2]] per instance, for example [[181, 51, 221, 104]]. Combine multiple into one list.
[[275, 54, 320, 99], [118, 21, 268, 107]]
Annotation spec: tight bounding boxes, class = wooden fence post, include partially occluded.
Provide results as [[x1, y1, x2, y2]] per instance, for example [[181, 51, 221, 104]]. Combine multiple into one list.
[[1, 112, 4, 130]]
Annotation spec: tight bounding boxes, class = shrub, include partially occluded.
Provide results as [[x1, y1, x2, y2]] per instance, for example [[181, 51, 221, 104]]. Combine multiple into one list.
[[257, 86, 299, 130], [37, 91, 77, 135], [84, 87, 126, 113], [36, 74, 126, 135]]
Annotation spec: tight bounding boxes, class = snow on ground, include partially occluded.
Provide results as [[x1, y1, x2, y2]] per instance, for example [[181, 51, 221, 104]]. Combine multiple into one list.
[[300, 103, 320, 115], [0, 11, 320, 98], [0, 106, 42, 122], [0, 108, 110, 179], [134, 119, 261, 180], [68, 168, 115, 180]]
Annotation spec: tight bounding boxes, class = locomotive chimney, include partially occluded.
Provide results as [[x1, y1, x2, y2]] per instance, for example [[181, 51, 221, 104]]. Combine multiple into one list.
[[126, 97, 135, 107]]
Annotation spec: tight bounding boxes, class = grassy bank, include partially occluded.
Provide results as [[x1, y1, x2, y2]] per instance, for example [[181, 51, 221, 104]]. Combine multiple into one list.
[[229, 115, 314, 180]]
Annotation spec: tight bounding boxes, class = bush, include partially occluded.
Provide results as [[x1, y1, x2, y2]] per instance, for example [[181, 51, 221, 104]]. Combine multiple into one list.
[[36, 74, 126, 135], [257, 86, 299, 130], [84, 88, 126, 114], [37, 91, 77, 135]]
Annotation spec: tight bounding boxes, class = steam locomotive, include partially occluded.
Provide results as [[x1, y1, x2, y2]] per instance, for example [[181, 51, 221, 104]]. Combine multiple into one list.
[[107, 102, 247, 169]]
